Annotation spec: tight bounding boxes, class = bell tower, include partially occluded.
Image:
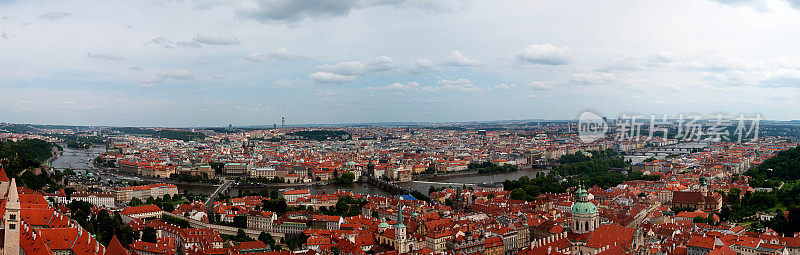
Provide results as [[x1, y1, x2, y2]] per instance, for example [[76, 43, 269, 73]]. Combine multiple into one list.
[[571, 184, 599, 234], [395, 200, 407, 253], [4, 179, 21, 255]]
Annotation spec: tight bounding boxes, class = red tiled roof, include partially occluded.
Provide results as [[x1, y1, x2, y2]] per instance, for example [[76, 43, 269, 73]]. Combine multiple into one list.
[[120, 204, 163, 216]]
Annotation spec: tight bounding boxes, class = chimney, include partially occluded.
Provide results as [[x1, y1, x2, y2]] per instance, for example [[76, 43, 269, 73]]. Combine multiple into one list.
[[547, 246, 552, 254]]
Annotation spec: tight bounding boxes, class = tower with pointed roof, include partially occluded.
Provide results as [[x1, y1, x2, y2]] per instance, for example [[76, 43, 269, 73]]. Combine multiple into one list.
[[4, 178, 21, 255], [570, 183, 599, 235], [395, 200, 408, 253]]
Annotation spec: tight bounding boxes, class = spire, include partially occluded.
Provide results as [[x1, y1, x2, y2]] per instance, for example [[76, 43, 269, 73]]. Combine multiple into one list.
[[396, 199, 406, 228], [6, 178, 20, 210]]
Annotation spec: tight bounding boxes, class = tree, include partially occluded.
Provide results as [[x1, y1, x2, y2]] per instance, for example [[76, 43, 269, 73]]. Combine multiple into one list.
[[727, 188, 741, 205], [259, 232, 275, 246], [262, 198, 288, 215], [161, 203, 175, 213], [232, 228, 254, 242], [141, 227, 157, 243], [333, 172, 355, 184], [128, 197, 143, 206], [233, 215, 248, 228]]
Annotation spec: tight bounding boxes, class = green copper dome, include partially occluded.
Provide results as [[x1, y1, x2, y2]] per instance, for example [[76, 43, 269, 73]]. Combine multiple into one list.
[[572, 201, 598, 215], [572, 184, 597, 215], [378, 222, 390, 228]]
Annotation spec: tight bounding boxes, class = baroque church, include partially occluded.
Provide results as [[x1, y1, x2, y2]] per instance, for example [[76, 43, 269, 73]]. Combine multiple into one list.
[[526, 184, 643, 255]]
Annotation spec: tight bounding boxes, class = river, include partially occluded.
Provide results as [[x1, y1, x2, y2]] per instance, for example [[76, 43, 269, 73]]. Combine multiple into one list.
[[52, 148, 548, 197], [184, 168, 550, 198], [51, 144, 106, 174]]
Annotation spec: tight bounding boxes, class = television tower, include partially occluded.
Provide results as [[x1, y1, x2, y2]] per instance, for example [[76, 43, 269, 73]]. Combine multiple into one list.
[[281, 108, 286, 129]]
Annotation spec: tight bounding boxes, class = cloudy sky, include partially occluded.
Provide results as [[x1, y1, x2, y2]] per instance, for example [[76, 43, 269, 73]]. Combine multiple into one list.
[[2, 0, 800, 126]]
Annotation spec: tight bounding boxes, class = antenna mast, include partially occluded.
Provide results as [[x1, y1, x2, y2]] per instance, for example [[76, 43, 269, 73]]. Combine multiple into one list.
[[281, 108, 286, 129]]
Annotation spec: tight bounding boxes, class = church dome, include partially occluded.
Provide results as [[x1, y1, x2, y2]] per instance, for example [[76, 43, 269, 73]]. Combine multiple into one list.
[[572, 184, 598, 215], [572, 201, 598, 215]]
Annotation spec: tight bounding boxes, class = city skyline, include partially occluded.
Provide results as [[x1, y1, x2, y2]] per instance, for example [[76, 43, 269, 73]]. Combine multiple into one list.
[[3, 0, 800, 126]]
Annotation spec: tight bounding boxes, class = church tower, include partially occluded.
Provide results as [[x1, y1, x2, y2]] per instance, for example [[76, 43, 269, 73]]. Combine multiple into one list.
[[4, 179, 21, 255], [571, 184, 599, 234], [395, 200, 407, 253]]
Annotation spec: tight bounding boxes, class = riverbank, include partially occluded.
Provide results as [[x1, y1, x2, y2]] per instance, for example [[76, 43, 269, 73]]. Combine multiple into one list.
[[412, 165, 550, 182]]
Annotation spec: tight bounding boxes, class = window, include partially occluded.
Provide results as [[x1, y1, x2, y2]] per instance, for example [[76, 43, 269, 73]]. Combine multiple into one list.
[[9, 223, 15, 229], [10, 214, 16, 220]]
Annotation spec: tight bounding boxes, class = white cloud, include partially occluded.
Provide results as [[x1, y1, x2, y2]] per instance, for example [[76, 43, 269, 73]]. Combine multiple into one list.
[[425, 78, 485, 93], [494, 83, 517, 90], [570, 72, 617, 85], [318, 56, 394, 75], [446, 50, 480, 66], [309, 72, 356, 83], [39, 11, 71, 21], [366, 82, 420, 90], [87, 51, 124, 61], [245, 52, 269, 62], [320, 61, 367, 75], [529, 81, 555, 90], [160, 70, 194, 80], [368, 56, 394, 72], [271, 47, 298, 60], [272, 79, 306, 88], [246, 48, 300, 62], [412, 58, 439, 73], [517, 44, 571, 65]]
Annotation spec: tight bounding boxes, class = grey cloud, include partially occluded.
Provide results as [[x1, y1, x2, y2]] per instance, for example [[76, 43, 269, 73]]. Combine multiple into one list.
[[236, 0, 470, 23], [194, 33, 241, 45], [141, 70, 194, 87], [146, 37, 175, 49], [87, 51, 124, 61], [788, 0, 800, 9], [145, 33, 239, 49], [39, 11, 71, 21], [237, 0, 360, 23]]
